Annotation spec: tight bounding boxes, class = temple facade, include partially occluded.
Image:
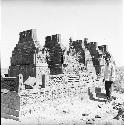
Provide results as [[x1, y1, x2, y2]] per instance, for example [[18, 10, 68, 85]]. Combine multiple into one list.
[[8, 29, 114, 89]]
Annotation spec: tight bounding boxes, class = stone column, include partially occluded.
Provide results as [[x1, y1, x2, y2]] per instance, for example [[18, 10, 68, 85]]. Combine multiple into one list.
[[18, 74, 24, 94]]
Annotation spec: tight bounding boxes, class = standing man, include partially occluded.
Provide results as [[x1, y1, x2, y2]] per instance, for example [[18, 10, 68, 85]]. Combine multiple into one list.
[[103, 57, 116, 102]]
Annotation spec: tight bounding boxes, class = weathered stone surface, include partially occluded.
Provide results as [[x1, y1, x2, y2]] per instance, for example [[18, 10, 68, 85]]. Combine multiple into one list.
[[45, 34, 63, 75], [8, 29, 38, 82], [1, 77, 19, 92], [1, 91, 20, 121]]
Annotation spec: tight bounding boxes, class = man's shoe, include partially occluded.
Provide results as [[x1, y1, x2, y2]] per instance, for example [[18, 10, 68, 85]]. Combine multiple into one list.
[[113, 116, 119, 120]]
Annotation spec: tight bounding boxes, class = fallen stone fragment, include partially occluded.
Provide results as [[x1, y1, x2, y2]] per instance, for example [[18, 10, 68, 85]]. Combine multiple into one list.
[[86, 119, 95, 124], [98, 105, 101, 108], [82, 113, 89, 116], [95, 115, 101, 118]]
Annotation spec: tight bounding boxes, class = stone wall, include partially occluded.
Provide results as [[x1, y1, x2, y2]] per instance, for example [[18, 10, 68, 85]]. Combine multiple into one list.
[[9, 64, 36, 83], [69, 38, 85, 65], [1, 77, 19, 93], [8, 29, 38, 82], [45, 34, 63, 75], [85, 42, 101, 75]]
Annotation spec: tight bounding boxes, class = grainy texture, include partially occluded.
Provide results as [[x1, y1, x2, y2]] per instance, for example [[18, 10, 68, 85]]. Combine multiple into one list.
[[1, 91, 20, 121]]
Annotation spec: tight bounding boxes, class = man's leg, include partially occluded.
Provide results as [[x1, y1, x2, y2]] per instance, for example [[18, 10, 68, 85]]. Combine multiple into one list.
[[108, 81, 113, 101], [105, 81, 109, 100]]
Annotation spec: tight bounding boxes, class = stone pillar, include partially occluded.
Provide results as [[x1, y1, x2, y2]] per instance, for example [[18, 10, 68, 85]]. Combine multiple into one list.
[[18, 74, 24, 94]]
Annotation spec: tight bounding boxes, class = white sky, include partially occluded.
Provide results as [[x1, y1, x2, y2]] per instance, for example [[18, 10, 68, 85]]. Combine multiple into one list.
[[0, 0, 124, 68]]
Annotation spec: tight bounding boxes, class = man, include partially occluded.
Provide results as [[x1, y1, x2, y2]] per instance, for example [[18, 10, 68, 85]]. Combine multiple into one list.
[[103, 57, 116, 102]]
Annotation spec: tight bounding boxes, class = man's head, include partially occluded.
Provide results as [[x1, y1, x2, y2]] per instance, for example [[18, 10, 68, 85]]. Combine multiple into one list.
[[105, 52, 111, 65], [106, 57, 111, 66]]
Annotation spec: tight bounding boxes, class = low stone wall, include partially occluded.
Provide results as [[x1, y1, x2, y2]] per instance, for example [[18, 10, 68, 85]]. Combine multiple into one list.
[[1, 77, 19, 93]]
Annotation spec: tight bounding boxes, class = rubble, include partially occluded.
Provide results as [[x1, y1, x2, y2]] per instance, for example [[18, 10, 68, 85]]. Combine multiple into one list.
[[2, 89, 124, 125]]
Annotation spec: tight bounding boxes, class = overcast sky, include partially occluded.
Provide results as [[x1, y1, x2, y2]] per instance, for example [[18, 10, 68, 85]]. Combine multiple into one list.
[[1, 0, 123, 68]]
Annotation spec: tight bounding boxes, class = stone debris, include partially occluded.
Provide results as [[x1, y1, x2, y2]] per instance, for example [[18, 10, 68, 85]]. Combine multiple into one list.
[[1, 89, 124, 125], [95, 115, 101, 118], [15, 73, 123, 125], [17, 92, 123, 124], [1, 73, 124, 125]]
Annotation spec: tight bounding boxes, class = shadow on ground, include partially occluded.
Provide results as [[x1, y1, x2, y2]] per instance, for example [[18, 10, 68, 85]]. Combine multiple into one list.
[[1, 91, 20, 121]]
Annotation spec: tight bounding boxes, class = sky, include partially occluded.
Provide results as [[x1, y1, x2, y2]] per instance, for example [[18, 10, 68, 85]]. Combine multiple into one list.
[[0, 0, 124, 69]]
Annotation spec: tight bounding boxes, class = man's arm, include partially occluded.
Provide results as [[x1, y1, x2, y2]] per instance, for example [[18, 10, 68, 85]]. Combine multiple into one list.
[[111, 64, 116, 82]]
